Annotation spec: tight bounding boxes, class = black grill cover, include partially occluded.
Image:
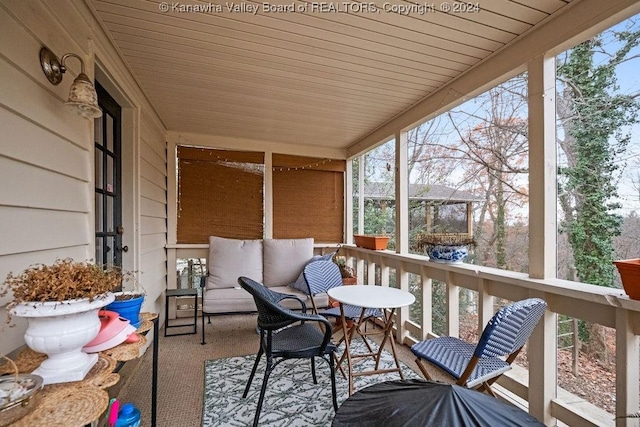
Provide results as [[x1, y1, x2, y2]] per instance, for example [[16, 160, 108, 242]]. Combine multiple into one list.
[[332, 380, 544, 427]]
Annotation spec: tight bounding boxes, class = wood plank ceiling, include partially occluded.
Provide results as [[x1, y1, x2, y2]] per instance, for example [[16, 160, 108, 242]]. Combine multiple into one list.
[[88, 0, 571, 149]]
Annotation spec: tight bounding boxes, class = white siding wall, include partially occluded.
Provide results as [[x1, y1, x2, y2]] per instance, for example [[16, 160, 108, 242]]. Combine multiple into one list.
[[0, 0, 167, 354], [139, 112, 168, 307]]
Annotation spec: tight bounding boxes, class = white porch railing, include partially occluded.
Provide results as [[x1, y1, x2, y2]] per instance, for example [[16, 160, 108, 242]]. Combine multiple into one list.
[[167, 244, 640, 427]]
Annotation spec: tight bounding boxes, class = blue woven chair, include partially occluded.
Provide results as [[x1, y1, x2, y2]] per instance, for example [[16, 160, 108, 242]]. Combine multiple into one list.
[[238, 276, 338, 427], [303, 261, 384, 376], [411, 298, 547, 396], [303, 260, 382, 322]]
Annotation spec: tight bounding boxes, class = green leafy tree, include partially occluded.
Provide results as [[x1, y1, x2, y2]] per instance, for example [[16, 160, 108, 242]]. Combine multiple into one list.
[[557, 27, 640, 287], [557, 23, 640, 356]]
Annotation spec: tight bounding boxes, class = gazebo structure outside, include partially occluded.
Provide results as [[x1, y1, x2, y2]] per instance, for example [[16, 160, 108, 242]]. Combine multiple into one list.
[[360, 181, 482, 239]]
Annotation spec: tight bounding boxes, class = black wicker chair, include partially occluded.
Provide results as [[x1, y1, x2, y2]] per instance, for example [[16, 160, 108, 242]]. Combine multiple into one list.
[[238, 276, 338, 427]]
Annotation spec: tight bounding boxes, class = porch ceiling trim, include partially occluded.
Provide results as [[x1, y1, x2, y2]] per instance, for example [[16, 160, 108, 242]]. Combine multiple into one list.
[[346, 0, 640, 158], [86, 0, 640, 156]]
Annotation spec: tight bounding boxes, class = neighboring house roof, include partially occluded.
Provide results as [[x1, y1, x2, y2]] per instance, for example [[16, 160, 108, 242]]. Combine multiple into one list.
[[359, 182, 482, 203]]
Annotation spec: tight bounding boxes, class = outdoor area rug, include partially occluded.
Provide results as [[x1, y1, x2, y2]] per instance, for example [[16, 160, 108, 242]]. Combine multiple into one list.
[[202, 338, 421, 427]]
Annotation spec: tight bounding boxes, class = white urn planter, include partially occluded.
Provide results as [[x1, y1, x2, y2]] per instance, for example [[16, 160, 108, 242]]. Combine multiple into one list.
[[10, 292, 115, 385]]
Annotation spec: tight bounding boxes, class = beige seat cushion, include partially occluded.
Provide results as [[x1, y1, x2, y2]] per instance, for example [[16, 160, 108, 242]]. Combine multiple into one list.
[[263, 238, 314, 288], [202, 287, 256, 313], [206, 236, 263, 290], [202, 285, 327, 313]]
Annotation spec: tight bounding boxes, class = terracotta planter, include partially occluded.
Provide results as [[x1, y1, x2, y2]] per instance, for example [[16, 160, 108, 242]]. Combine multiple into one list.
[[329, 276, 357, 309], [614, 259, 640, 300], [354, 235, 390, 250]]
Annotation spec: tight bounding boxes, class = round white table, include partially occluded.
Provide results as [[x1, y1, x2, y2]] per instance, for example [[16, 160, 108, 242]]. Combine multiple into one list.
[[327, 285, 415, 395]]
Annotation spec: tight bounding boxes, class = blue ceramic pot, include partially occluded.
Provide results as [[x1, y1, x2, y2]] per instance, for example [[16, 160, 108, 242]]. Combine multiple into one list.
[[427, 245, 469, 264], [105, 292, 145, 329]]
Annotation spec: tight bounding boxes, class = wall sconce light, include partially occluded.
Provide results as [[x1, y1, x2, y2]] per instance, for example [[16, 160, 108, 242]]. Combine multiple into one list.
[[39, 46, 102, 119]]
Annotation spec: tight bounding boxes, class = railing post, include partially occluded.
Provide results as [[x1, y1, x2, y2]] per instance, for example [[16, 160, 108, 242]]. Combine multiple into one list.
[[356, 258, 365, 283], [381, 264, 390, 288], [396, 263, 410, 343], [528, 292, 556, 426], [616, 307, 639, 426], [420, 266, 432, 340], [367, 258, 376, 285], [446, 271, 459, 337], [477, 279, 493, 337]]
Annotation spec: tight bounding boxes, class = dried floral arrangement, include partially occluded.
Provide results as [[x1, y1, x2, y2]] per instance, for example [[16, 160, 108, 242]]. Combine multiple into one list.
[[415, 233, 476, 251], [333, 255, 356, 278], [0, 258, 129, 308]]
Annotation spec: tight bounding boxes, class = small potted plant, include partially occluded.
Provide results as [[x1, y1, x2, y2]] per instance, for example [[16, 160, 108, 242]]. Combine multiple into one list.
[[330, 254, 357, 326], [333, 255, 357, 285], [0, 258, 126, 384], [105, 279, 146, 329]]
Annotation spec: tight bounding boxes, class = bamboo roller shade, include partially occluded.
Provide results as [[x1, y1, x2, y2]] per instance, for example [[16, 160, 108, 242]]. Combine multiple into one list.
[[177, 148, 346, 243], [272, 154, 345, 243], [177, 146, 264, 243]]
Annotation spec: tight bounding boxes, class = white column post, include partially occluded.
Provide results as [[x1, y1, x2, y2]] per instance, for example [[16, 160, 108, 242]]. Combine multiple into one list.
[[395, 131, 409, 254], [528, 55, 557, 279], [358, 155, 365, 237], [345, 159, 354, 244], [264, 151, 273, 239], [527, 55, 558, 425], [395, 130, 410, 341]]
